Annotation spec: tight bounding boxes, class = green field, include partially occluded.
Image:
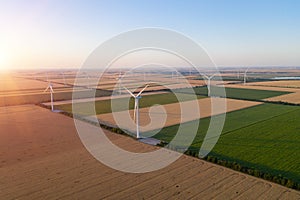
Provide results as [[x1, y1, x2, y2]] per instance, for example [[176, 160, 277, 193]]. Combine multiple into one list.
[[57, 92, 206, 116], [176, 86, 291, 100], [147, 103, 300, 183]]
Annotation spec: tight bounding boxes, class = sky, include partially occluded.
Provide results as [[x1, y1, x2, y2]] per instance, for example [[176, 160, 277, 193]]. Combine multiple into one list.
[[0, 0, 300, 70]]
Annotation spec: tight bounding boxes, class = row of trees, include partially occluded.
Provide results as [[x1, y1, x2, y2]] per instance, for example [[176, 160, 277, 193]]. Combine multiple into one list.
[[184, 149, 300, 190]]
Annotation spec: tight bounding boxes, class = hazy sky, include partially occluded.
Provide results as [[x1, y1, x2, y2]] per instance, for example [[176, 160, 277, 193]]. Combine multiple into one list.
[[0, 0, 300, 70]]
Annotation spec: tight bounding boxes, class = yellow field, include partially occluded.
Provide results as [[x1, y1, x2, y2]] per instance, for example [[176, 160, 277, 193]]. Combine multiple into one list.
[[225, 83, 300, 104], [249, 80, 300, 88], [0, 73, 67, 92]]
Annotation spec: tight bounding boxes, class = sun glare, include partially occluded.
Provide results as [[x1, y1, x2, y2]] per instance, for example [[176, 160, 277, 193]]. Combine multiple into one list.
[[0, 51, 8, 71]]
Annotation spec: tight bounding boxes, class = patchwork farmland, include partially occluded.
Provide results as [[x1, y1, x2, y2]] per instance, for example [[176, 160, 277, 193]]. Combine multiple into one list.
[[56, 83, 300, 190], [1, 69, 300, 199]]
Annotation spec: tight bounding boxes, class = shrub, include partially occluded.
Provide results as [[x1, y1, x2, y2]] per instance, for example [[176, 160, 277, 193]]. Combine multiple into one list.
[[247, 169, 254, 175], [286, 180, 295, 188], [281, 178, 287, 186], [253, 170, 260, 177]]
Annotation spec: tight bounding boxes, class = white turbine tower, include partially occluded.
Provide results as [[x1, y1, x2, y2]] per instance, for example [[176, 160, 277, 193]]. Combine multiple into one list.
[[83, 72, 91, 89], [44, 82, 54, 111], [115, 72, 122, 95], [203, 74, 216, 97], [244, 68, 249, 85], [123, 85, 149, 139]]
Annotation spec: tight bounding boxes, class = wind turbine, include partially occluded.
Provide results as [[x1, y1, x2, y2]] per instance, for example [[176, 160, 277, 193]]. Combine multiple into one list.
[[244, 68, 249, 85], [83, 72, 91, 89], [203, 74, 217, 97], [123, 85, 149, 139], [115, 72, 122, 95], [44, 82, 54, 111]]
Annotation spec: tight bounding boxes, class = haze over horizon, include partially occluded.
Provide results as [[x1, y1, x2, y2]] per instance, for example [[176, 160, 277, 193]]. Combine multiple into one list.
[[1, 0, 300, 71]]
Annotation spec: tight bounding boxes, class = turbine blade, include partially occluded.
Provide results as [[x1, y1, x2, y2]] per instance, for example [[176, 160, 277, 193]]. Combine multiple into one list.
[[123, 86, 135, 97], [44, 86, 50, 93], [245, 67, 249, 73], [137, 85, 149, 97], [210, 73, 217, 79], [202, 74, 209, 79]]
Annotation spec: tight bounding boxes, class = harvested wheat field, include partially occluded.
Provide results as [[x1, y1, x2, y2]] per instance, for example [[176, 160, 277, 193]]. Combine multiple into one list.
[[1, 104, 299, 199], [97, 98, 262, 133], [224, 84, 300, 104], [266, 92, 300, 104], [0, 73, 67, 92], [0, 88, 110, 107], [225, 84, 300, 92], [249, 80, 300, 88]]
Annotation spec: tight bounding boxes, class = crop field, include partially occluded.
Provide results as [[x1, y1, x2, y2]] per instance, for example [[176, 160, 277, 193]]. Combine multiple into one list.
[[0, 88, 112, 107], [2, 105, 299, 199], [249, 80, 300, 88], [0, 74, 68, 92], [57, 92, 206, 116], [266, 92, 300, 104], [176, 86, 291, 100], [147, 103, 300, 183], [98, 98, 262, 133]]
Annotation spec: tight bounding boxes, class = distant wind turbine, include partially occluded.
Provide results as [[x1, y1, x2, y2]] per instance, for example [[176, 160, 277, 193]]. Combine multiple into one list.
[[244, 68, 249, 85], [115, 72, 122, 95], [44, 82, 54, 111], [203, 74, 217, 97], [83, 72, 91, 89], [123, 85, 149, 139]]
